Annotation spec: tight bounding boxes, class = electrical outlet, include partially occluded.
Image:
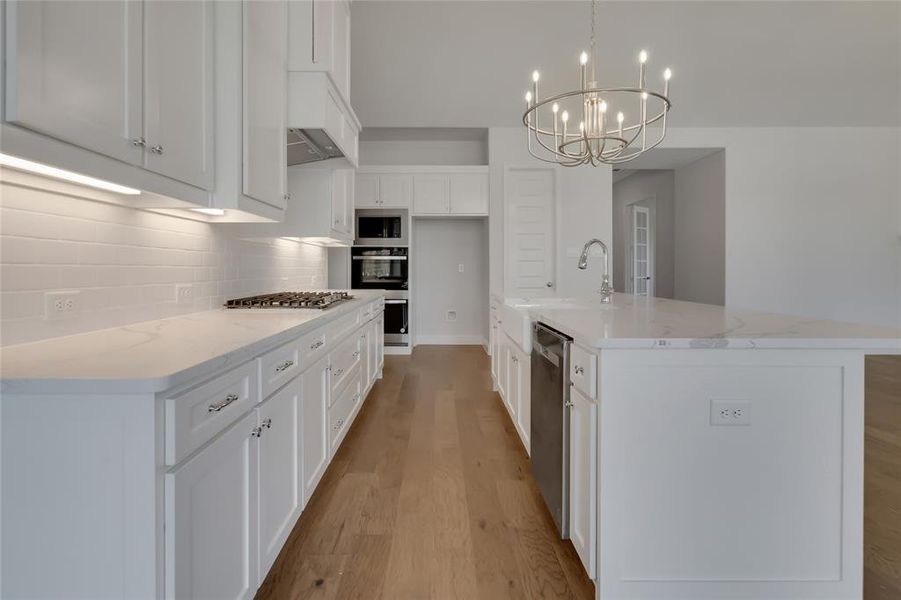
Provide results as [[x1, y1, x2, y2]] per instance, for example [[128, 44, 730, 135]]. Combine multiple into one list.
[[710, 400, 751, 426], [44, 291, 81, 320], [458, 263, 465, 273], [175, 284, 194, 306], [446, 310, 457, 322]]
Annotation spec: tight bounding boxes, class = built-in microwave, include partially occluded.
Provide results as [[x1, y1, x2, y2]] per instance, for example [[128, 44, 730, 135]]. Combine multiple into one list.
[[355, 209, 408, 246]]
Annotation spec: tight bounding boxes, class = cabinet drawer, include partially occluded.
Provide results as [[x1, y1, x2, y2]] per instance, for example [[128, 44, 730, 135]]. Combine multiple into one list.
[[328, 308, 361, 344], [165, 361, 258, 465], [299, 325, 328, 367], [328, 366, 362, 457], [259, 338, 301, 399], [329, 333, 361, 400], [571, 344, 598, 399]]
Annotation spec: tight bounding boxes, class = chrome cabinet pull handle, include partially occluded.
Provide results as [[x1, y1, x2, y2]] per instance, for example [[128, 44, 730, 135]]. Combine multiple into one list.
[[275, 359, 295, 373], [353, 351, 360, 358], [353, 394, 360, 403], [250, 426, 262, 438], [262, 418, 272, 429], [310, 340, 324, 350], [565, 400, 574, 407], [132, 137, 146, 147], [150, 144, 163, 154], [332, 368, 343, 378], [573, 365, 584, 375], [208, 393, 239, 413]]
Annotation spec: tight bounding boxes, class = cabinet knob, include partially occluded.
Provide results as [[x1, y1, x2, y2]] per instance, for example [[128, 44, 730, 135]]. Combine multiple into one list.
[[150, 144, 164, 155], [250, 426, 262, 438], [546, 281, 554, 288], [131, 137, 146, 147], [262, 418, 272, 429]]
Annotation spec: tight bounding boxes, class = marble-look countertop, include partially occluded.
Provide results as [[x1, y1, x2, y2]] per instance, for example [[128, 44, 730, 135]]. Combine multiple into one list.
[[0, 291, 385, 395], [509, 293, 901, 351]]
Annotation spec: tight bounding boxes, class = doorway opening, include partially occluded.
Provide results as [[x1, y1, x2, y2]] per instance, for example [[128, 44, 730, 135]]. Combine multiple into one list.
[[612, 148, 726, 305]]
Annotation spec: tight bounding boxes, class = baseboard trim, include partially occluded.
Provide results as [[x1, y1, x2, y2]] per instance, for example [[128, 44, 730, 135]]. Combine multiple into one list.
[[415, 335, 488, 346]]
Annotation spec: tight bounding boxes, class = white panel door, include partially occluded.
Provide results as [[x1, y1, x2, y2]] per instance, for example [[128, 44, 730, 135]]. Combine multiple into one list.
[[379, 175, 412, 208], [257, 380, 302, 579], [631, 205, 653, 297], [143, 0, 214, 189], [166, 411, 258, 600], [243, 0, 287, 209], [505, 167, 556, 294], [355, 174, 380, 207], [301, 354, 330, 504], [569, 386, 597, 578], [5, 0, 143, 164], [413, 174, 449, 214], [449, 173, 488, 215]]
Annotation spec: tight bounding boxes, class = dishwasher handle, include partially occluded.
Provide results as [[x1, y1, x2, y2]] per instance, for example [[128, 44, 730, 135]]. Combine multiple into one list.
[[534, 342, 560, 367]]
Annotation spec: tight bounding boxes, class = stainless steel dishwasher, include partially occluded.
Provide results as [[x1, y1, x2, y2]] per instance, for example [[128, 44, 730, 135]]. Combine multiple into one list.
[[530, 322, 573, 538]]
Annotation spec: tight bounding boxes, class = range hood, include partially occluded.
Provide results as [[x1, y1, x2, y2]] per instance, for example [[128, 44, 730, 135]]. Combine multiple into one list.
[[287, 128, 345, 166]]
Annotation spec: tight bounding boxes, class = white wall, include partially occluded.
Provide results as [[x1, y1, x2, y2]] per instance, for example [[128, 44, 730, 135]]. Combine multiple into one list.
[[674, 151, 726, 305], [661, 128, 900, 328], [612, 171, 676, 298], [412, 217, 488, 344], [488, 127, 613, 298], [360, 140, 487, 166], [0, 173, 328, 346]]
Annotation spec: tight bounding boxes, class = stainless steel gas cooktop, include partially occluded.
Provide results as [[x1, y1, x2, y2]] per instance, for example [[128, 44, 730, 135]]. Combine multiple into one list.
[[225, 291, 352, 310]]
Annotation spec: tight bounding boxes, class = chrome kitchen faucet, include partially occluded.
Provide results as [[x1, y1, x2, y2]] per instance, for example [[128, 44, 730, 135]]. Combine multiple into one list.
[[577, 238, 614, 303]]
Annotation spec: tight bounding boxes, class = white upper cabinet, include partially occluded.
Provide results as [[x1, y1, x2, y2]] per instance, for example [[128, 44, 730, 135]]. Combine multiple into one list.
[[355, 174, 380, 207], [143, 0, 214, 189], [412, 175, 449, 214], [4, 0, 144, 165], [242, 0, 287, 210], [288, 0, 351, 106], [449, 173, 489, 215], [354, 173, 412, 208]]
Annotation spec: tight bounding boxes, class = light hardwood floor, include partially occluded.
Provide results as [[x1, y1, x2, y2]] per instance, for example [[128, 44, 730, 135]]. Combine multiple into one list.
[[257, 345, 595, 600], [257, 348, 901, 600], [865, 355, 901, 600]]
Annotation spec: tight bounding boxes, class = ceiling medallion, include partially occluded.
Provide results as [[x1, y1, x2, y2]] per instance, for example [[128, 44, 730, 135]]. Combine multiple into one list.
[[523, 0, 673, 166]]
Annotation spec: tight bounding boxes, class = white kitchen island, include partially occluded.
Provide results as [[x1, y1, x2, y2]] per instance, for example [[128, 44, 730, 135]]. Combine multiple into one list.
[[491, 293, 900, 600], [0, 291, 385, 600]]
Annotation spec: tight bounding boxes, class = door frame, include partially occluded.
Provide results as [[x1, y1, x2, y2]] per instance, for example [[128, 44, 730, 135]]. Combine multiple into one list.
[[503, 164, 559, 296], [624, 196, 656, 297]]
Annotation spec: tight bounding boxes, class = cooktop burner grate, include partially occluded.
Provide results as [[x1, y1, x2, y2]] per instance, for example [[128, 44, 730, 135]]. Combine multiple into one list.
[[225, 291, 352, 309]]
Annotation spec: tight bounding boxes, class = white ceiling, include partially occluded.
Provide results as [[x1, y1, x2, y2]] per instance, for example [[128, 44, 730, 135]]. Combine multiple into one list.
[[350, 0, 901, 129]]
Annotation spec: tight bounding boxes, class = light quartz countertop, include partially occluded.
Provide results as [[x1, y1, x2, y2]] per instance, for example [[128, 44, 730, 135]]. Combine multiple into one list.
[[0, 291, 385, 395], [503, 293, 901, 351]]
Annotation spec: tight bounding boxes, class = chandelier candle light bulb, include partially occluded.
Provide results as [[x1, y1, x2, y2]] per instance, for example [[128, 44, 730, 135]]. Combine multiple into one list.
[[521, 0, 673, 165]]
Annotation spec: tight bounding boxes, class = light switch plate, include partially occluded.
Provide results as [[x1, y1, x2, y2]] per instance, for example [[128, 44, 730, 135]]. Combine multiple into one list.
[[710, 400, 751, 426]]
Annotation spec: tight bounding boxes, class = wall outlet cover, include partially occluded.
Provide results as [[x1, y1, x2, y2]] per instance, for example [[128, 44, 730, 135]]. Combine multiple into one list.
[[458, 263, 465, 273], [446, 310, 457, 322], [44, 291, 82, 320], [710, 400, 752, 426], [175, 284, 194, 306]]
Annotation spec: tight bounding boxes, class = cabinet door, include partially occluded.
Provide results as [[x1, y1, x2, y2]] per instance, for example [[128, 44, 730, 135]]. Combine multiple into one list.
[[449, 173, 488, 215], [166, 411, 258, 600], [497, 341, 508, 401], [569, 387, 597, 578], [331, 0, 351, 101], [330, 169, 353, 235], [301, 354, 330, 504], [359, 328, 371, 389], [412, 175, 449, 214], [375, 315, 385, 372], [379, 174, 412, 208], [515, 349, 531, 453], [355, 174, 380, 207], [506, 344, 519, 419], [5, 0, 143, 164], [490, 322, 499, 382], [243, 0, 287, 209], [257, 380, 302, 578], [143, 0, 213, 189]]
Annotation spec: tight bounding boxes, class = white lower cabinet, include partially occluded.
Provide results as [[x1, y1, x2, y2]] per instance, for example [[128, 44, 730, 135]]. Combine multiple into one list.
[[256, 380, 302, 578], [301, 353, 330, 504], [514, 346, 531, 454], [166, 411, 259, 600], [569, 385, 597, 579]]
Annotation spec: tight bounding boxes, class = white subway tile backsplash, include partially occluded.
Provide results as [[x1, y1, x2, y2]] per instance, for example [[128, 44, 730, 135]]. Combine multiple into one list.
[[0, 181, 328, 346]]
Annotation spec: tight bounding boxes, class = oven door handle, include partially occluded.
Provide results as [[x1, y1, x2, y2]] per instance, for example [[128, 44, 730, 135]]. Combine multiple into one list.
[[352, 256, 407, 261]]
